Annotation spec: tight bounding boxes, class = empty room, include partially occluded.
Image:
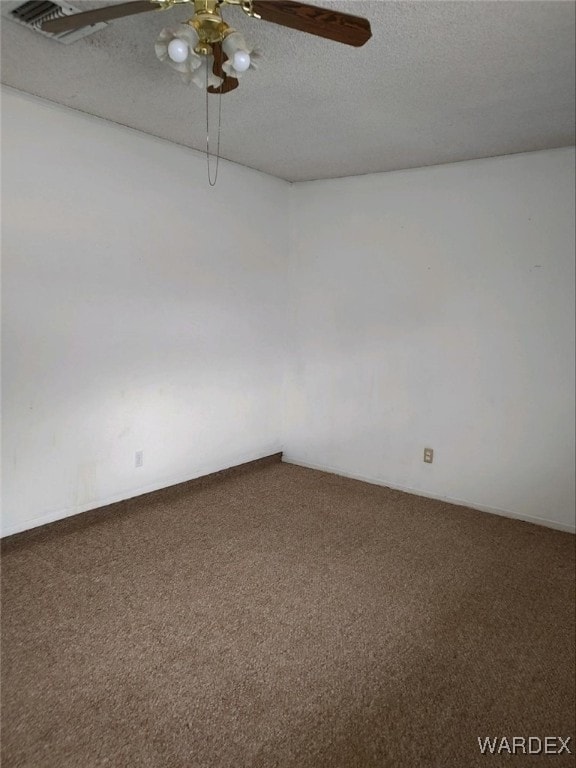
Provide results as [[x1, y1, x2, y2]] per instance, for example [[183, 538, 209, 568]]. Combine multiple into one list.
[[1, 0, 575, 766]]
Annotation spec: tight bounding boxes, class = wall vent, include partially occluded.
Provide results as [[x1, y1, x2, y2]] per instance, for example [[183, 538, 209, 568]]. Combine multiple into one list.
[[2, 0, 107, 44]]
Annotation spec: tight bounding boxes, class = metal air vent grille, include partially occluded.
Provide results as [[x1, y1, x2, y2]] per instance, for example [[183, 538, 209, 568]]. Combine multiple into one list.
[[2, 1, 107, 43]]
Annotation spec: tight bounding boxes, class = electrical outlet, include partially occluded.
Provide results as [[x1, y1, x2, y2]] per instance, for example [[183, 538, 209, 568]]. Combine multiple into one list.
[[423, 447, 434, 464], [135, 450, 144, 468]]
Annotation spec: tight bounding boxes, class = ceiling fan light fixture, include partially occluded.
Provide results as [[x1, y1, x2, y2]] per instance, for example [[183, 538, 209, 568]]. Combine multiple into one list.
[[155, 24, 203, 81], [221, 30, 254, 77]]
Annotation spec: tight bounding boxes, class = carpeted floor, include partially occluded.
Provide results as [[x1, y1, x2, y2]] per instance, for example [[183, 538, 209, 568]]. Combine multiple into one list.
[[1, 458, 575, 768]]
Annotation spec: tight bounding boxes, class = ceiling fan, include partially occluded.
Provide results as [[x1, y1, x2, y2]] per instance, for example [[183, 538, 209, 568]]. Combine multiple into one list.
[[41, 0, 372, 95], [41, 1, 371, 184]]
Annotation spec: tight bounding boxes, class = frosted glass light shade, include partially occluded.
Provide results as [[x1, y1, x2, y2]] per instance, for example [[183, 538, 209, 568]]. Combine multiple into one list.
[[222, 31, 254, 77], [155, 25, 203, 84], [191, 56, 223, 90]]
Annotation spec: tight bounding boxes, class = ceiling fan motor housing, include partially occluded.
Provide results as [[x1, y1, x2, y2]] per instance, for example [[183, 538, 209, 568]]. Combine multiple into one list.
[[191, 0, 228, 53]]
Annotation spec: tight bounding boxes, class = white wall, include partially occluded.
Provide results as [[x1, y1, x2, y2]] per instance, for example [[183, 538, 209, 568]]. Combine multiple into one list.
[[1, 88, 289, 536], [2, 89, 574, 536], [284, 148, 576, 532]]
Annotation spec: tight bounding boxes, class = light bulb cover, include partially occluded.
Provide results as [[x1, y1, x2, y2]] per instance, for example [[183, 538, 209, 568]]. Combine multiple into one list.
[[190, 56, 223, 90], [155, 25, 205, 85], [168, 38, 189, 63], [222, 31, 255, 77], [232, 50, 251, 72]]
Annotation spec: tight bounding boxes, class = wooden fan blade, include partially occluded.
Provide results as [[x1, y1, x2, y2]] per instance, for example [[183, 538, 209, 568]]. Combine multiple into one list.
[[252, 1, 371, 47], [207, 42, 239, 95], [41, 0, 160, 34]]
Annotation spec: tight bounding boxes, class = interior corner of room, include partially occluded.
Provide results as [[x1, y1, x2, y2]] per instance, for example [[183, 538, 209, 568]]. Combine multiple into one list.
[[2, 86, 574, 536], [1, 0, 575, 764]]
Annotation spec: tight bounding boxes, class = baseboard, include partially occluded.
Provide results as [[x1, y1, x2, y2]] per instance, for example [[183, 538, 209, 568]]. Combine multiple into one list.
[[1, 452, 283, 543], [282, 456, 576, 534]]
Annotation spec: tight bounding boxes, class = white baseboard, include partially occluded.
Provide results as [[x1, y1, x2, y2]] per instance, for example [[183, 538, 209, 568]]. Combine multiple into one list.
[[282, 456, 576, 534], [1, 447, 283, 538], [5, 452, 573, 537]]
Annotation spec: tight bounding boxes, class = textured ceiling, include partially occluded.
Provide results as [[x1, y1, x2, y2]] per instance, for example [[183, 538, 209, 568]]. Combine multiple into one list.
[[1, 0, 575, 181]]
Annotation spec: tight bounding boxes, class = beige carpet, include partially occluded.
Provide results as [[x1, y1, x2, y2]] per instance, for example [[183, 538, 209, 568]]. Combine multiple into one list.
[[2, 458, 575, 767]]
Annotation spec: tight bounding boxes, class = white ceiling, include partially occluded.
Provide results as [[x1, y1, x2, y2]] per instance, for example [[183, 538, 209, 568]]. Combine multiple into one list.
[[1, 0, 574, 181]]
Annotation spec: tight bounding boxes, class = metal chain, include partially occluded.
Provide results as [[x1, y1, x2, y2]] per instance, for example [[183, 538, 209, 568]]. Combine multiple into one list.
[[205, 59, 223, 186]]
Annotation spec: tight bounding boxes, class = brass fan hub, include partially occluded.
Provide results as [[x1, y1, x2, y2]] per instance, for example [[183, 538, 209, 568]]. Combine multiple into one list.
[[190, 0, 229, 51]]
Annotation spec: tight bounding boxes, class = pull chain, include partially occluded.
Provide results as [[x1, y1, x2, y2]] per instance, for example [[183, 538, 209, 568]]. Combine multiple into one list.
[[205, 58, 223, 186]]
